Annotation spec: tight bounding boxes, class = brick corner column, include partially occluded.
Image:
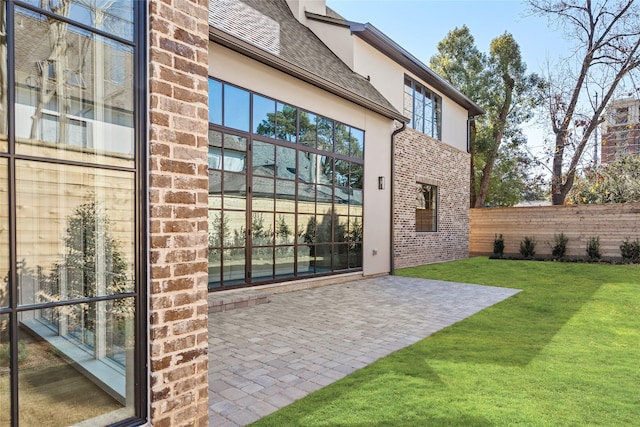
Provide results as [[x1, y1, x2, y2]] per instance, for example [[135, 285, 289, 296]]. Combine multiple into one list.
[[148, 0, 210, 425]]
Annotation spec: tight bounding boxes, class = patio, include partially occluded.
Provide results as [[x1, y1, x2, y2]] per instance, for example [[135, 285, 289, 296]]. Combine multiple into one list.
[[208, 275, 519, 426]]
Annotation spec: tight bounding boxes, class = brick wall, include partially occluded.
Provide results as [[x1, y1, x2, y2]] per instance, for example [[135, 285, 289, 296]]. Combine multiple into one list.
[[394, 128, 470, 268], [148, 0, 210, 425]]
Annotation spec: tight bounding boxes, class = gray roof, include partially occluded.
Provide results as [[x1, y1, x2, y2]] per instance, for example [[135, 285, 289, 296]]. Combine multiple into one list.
[[208, 0, 405, 122]]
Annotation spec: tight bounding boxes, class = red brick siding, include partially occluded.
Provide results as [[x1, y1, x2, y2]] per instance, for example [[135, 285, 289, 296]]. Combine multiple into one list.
[[148, 0, 210, 425]]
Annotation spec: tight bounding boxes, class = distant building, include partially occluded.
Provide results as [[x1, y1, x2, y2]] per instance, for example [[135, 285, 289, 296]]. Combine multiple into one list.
[[601, 98, 640, 164]]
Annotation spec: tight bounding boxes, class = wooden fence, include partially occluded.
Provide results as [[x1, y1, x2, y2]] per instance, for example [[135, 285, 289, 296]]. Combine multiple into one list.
[[470, 203, 640, 258]]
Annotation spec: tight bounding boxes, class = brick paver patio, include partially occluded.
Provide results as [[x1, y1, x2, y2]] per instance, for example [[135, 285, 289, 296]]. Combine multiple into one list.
[[208, 275, 520, 426]]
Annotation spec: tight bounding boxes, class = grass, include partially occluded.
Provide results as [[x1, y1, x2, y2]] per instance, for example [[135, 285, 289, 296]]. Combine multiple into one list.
[[252, 257, 640, 426]]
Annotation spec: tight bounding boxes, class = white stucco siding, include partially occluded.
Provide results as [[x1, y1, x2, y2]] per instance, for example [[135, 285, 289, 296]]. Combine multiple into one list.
[[352, 38, 469, 153], [440, 97, 469, 152], [353, 39, 405, 113], [304, 20, 355, 70], [208, 42, 394, 276]]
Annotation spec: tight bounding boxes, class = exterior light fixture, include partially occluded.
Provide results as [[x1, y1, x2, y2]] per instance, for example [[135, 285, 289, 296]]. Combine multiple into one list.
[[378, 176, 385, 190]]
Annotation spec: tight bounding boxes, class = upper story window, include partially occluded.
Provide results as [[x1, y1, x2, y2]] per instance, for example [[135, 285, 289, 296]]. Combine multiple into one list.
[[404, 76, 442, 140]]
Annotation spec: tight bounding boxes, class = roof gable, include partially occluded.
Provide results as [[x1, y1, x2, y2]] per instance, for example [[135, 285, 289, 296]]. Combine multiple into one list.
[[208, 0, 405, 122]]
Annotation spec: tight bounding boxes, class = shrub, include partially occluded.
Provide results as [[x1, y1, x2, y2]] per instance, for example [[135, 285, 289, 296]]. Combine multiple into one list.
[[551, 233, 569, 259], [493, 234, 505, 258], [620, 238, 640, 263], [520, 236, 536, 259], [586, 236, 602, 260]]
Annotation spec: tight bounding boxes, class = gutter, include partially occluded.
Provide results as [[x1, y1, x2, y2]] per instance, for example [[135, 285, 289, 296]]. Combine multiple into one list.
[[389, 120, 406, 275]]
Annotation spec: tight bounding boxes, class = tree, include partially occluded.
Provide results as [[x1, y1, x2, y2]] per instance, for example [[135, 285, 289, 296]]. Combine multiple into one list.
[[430, 26, 485, 206], [528, 0, 640, 205], [431, 27, 545, 207], [567, 154, 640, 203]]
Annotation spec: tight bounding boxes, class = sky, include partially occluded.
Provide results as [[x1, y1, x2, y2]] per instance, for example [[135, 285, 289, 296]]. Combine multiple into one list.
[[325, 0, 574, 72], [325, 0, 579, 165]]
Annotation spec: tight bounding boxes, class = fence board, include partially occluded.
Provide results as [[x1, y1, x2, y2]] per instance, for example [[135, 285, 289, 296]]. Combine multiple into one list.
[[470, 203, 640, 258]]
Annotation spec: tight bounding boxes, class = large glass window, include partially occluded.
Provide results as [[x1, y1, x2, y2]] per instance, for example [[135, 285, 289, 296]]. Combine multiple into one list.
[[208, 79, 364, 289], [404, 75, 442, 140], [1, 1, 144, 425]]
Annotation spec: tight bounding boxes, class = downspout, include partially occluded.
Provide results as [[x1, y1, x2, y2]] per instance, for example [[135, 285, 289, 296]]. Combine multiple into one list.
[[390, 120, 406, 275]]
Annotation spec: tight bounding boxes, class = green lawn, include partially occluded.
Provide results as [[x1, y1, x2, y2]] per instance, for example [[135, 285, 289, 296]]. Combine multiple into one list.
[[252, 257, 640, 426]]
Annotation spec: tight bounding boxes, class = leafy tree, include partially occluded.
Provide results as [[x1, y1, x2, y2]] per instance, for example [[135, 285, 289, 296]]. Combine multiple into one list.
[[256, 105, 311, 142], [528, 0, 640, 205], [567, 154, 640, 203], [430, 27, 546, 207]]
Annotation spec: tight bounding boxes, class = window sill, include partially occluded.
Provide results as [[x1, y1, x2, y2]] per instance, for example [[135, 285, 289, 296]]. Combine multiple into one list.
[[20, 318, 126, 405]]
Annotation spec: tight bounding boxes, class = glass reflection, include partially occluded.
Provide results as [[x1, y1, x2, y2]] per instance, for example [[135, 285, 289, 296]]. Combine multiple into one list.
[[15, 7, 134, 166], [276, 146, 296, 179], [275, 180, 296, 213], [297, 245, 314, 276], [253, 94, 275, 138], [223, 172, 246, 210], [209, 79, 222, 125], [350, 162, 364, 190], [16, 161, 135, 306], [317, 184, 333, 206], [208, 248, 221, 288], [208, 170, 222, 209], [223, 134, 247, 172], [208, 210, 224, 248], [208, 130, 222, 169], [317, 117, 333, 152], [297, 151, 315, 183], [0, 0, 5, 152], [223, 249, 245, 285], [253, 176, 274, 212], [335, 123, 350, 156], [275, 214, 295, 245], [0, 162, 6, 307], [252, 247, 273, 281], [225, 210, 246, 247], [224, 85, 250, 132], [18, 299, 135, 426], [298, 214, 316, 244], [334, 216, 348, 242], [349, 243, 363, 268], [275, 247, 294, 278], [276, 103, 297, 142], [253, 141, 275, 176], [350, 190, 363, 214], [333, 244, 349, 270], [316, 211, 332, 244], [350, 128, 364, 158], [315, 245, 332, 272], [334, 159, 349, 187], [299, 111, 316, 147], [0, 313, 7, 426], [348, 217, 363, 242], [318, 156, 333, 184], [251, 212, 274, 246], [20, 0, 134, 41]]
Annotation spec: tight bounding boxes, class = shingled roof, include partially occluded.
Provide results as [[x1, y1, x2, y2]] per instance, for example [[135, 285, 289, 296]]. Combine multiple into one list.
[[208, 0, 406, 122]]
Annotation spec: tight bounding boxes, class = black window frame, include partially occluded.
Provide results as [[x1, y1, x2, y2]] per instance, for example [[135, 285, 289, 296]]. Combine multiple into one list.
[[1, 1, 147, 425], [404, 75, 442, 140]]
